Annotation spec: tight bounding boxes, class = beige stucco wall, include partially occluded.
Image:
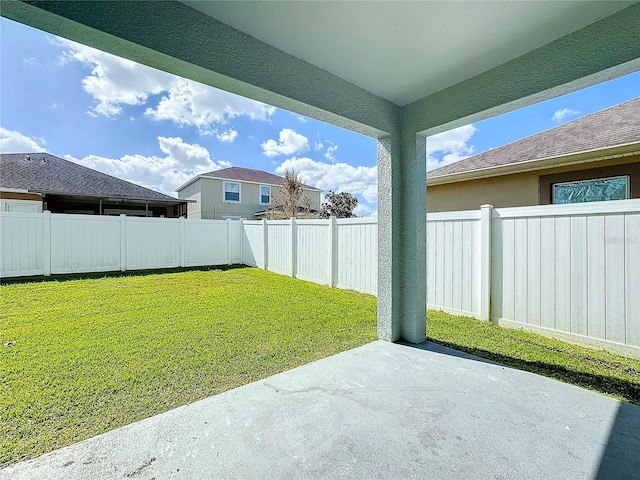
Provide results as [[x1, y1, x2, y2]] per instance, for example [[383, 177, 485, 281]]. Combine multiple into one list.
[[427, 157, 640, 213], [427, 173, 538, 212], [178, 181, 203, 218], [179, 178, 322, 219]]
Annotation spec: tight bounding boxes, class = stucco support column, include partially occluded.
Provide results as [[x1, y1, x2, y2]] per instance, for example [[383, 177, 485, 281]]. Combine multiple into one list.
[[378, 132, 427, 343]]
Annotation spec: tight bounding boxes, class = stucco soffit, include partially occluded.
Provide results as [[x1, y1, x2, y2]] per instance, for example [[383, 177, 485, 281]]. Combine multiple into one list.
[[402, 3, 640, 137]]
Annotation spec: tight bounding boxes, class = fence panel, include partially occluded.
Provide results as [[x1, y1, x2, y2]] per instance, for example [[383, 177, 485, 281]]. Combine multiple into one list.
[[492, 200, 640, 351], [426, 211, 481, 318], [0, 212, 44, 277], [50, 214, 121, 274], [241, 221, 263, 267], [334, 218, 377, 295], [228, 220, 243, 264], [266, 221, 291, 275], [295, 219, 330, 284], [125, 217, 180, 270], [183, 219, 229, 267], [626, 213, 640, 347]]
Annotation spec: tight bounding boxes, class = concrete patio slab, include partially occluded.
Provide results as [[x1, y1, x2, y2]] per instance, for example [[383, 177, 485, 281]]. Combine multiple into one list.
[[3, 341, 639, 480]]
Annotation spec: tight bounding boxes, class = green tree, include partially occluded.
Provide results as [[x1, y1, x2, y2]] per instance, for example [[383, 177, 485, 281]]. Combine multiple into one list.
[[320, 190, 358, 218]]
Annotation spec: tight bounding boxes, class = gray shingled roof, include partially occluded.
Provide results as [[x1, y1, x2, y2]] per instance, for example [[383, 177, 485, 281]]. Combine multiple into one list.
[[429, 97, 640, 178], [201, 167, 322, 190], [0, 153, 178, 202]]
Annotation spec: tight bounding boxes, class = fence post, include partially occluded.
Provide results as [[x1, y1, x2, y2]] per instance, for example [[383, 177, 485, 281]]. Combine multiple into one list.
[[262, 218, 268, 270], [239, 219, 245, 265], [120, 214, 127, 271], [327, 217, 335, 286], [480, 204, 493, 321], [43, 210, 51, 276], [227, 218, 232, 265], [290, 217, 297, 278], [179, 217, 186, 267]]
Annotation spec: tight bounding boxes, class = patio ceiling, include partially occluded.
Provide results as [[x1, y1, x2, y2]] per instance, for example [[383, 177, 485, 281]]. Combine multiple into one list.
[[183, 1, 634, 107]]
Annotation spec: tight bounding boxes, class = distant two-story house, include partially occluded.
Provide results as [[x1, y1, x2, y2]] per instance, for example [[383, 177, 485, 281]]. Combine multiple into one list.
[[0, 153, 188, 217], [176, 167, 323, 219]]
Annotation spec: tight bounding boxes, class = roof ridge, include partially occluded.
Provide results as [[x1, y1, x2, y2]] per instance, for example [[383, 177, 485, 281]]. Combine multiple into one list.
[[502, 95, 640, 145], [429, 96, 640, 177], [205, 166, 282, 175]]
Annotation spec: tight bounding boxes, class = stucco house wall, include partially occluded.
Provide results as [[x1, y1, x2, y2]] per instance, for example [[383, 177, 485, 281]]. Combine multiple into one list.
[[179, 176, 322, 219], [427, 156, 640, 212], [178, 181, 203, 218]]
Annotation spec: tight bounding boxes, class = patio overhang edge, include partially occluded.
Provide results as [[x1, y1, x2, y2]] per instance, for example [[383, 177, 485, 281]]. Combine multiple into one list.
[[402, 2, 640, 137]]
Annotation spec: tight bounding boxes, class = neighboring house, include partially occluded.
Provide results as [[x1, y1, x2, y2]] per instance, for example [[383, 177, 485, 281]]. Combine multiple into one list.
[[427, 97, 640, 212], [0, 153, 188, 217], [176, 167, 323, 219]]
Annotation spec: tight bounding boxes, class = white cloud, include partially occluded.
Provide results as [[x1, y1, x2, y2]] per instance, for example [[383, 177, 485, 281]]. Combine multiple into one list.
[[276, 157, 378, 204], [58, 37, 275, 130], [0, 128, 47, 153], [324, 144, 338, 162], [261, 129, 310, 157], [65, 137, 230, 196], [59, 38, 172, 116], [353, 203, 377, 217], [146, 79, 275, 133], [552, 108, 580, 123], [426, 124, 477, 171], [216, 128, 238, 143], [314, 140, 324, 151]]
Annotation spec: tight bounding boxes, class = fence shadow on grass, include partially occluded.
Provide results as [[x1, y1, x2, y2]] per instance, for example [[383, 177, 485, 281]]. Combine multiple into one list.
[[405, 339, 640, 407], [0, 264, 249, 285]]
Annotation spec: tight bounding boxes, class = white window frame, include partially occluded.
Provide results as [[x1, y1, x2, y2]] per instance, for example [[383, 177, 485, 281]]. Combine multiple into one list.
[[259, 185, 271, 205], [223, 181, 241, 203], [552, 175, 630, 204], [4, 202, 39, 213]]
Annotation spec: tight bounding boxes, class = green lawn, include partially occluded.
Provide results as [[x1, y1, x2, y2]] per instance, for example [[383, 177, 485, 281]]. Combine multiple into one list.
[[0, 267, 377, 466], [2, 268, 639, 467]]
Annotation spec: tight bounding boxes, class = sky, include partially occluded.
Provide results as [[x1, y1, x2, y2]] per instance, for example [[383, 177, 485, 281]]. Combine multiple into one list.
[[1, 17, 639, 217]]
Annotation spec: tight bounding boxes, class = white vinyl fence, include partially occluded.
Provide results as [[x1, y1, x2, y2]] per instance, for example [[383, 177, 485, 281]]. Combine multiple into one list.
[[239, 202, 639, 353], [426, 200, 640, 354], [0, 212, 241, 277], [241, 217, 377, 295], [2, 200, 639, 353], [490, 200, 640, 352]]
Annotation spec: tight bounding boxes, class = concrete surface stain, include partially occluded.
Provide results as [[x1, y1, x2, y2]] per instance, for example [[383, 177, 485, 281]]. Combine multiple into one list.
[[125, 457, 156, 477]]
